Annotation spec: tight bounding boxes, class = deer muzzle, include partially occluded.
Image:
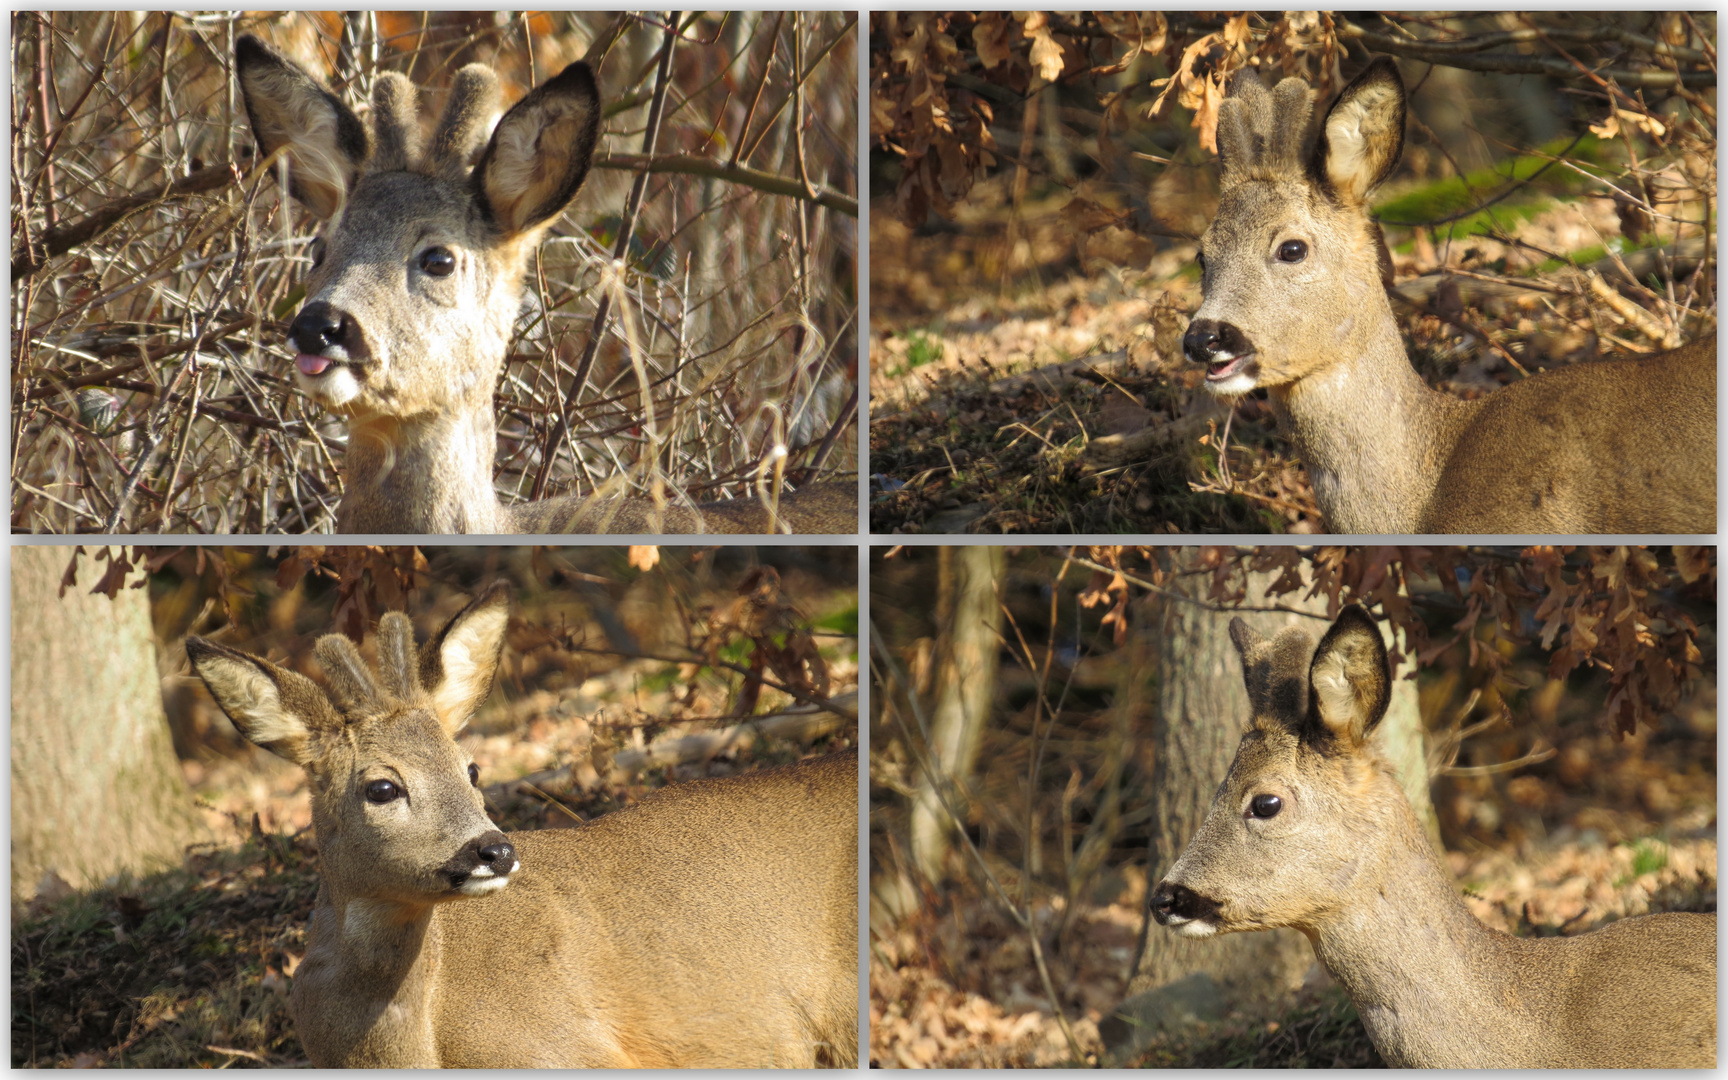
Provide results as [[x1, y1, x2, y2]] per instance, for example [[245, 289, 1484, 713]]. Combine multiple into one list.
[[1150, 879, 1222, 937], [289, 299, 372, 405], [443, 830, 518, 896], [1183, 318, 1258, 392]]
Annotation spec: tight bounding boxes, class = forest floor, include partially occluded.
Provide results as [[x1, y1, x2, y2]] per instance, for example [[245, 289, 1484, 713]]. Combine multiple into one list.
[[11, 566, 858, 1069], [869, 716, 1718, 1068], [868, 173, 1709, 534]]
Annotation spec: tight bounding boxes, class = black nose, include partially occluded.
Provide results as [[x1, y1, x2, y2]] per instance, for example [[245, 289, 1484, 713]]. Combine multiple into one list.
[[1182, 318, 1252, 365], [444, 831, 517, 888], [1150, 881, 1216, 924], [289, 300, 355, 355]]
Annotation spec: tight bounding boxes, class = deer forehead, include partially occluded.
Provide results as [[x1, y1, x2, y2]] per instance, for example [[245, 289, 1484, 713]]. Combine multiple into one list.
[[1208, 182, 1346, 248], [1235, 725, 1338, 782], [1229, 724, 1386, 806], [322, 709, 471, 785], [328, 172, 490, 255]]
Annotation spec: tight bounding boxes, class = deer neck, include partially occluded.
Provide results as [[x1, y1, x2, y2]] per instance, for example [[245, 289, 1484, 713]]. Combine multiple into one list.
[[291, 887, 444, 1067], [1270, 314, 1474, 534], [338, 406, 504, 533], [1305, 801, 1540, 1067]]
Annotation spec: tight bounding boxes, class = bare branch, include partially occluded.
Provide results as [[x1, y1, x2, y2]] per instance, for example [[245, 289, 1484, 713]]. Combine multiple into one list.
[[11, 164, 238, 280], [593, 152, 856, 217], [1338, 20, 1716, 88]]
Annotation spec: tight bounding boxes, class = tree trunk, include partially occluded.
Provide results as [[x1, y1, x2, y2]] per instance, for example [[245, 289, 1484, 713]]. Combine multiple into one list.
[[909, 545, 1005, 882], [1104, 552, 1435, 1059], [11, 546, 207, 905]]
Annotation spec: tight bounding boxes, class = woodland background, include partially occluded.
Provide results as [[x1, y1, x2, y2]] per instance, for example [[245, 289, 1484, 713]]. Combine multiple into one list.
[[868, 12, 1716, 533], [12, 11, 858, 533], [869, 545, 1716, 1066], [11, 544, 858, 1067]]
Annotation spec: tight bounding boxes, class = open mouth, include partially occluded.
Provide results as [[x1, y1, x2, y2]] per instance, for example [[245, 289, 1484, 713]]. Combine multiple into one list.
[[292, 352, 367, 407], [1205, 353, 1253, 382], [296, 353, 345, 377]]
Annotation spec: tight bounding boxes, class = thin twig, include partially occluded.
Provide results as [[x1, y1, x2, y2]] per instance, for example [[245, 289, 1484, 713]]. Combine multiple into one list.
[[1337, 19, 1716, 88], [533, 13, 679, 500], [591, 153, 857, 216]]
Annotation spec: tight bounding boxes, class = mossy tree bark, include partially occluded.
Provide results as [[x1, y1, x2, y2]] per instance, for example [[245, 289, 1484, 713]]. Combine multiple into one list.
[[11, 546, 207, 904]]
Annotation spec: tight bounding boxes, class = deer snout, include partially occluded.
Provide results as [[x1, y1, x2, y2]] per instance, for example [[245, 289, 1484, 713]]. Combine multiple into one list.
[[289, 301, 368, 366], [1183, 318, 1254, 363], [478, 839, 517, 871], [288, 300, 371, 406], [1150, 880, 1220, 929], [444, 830, 518, 895], [1183, 319, 1258, 390]]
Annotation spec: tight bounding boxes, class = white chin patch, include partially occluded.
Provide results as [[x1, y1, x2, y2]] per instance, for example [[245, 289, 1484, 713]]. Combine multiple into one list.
[[457, 875, 511, 897], [298, 366, 362, 407], [1172, 919, 1218, 939], [1204, 371, 1257, 397]]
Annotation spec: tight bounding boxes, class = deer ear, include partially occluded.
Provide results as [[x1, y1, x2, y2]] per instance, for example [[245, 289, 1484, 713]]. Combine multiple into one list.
[[473, 60, 601, 236], [1227, 616, 1265, 657], [1306, 606, 1390, 749], [235, 34, 369, 219], [1310, 56, 1404, 204], [418, 583, 512, 732], [187, 638, 334, 764]]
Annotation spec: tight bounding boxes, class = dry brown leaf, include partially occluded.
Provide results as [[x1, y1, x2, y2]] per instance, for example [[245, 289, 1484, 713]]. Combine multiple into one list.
[[1020, 12, 1066, 83], [1146, 32, 1221, 120], [1091, 12, 1167, 76], [1192, 71, 1227, 154], [973, 12, 1013, 71]]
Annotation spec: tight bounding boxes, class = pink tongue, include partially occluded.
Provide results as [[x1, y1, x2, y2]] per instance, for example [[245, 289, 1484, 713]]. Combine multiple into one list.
[[297, 353, 333, 376]]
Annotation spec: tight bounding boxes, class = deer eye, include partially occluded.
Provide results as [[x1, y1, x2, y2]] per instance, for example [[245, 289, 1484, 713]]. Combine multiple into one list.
[[1249, 793, 1283, 819], [419, 246, 456, 277], [365, 779, 401, 803], [1276, 239, 1308, 263], [468, 763, 480, 787], [309, 237, 326, 269], [1196, 251, 1207, 272]]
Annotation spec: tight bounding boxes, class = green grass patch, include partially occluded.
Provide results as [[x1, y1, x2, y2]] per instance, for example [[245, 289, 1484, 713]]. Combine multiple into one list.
[[888, 329, 945, 378], [814, 602, 859, 637], [1376, 134, 1608, 243], [1616, 837, 1671, 886]]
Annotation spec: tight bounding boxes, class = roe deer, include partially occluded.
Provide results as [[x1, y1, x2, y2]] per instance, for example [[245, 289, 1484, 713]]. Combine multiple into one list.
[[1150, 605, 1716, 1067], [186, 582, 858, 1067], [1181, 58, 1715, 534], [234, 35, 855, 534]]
